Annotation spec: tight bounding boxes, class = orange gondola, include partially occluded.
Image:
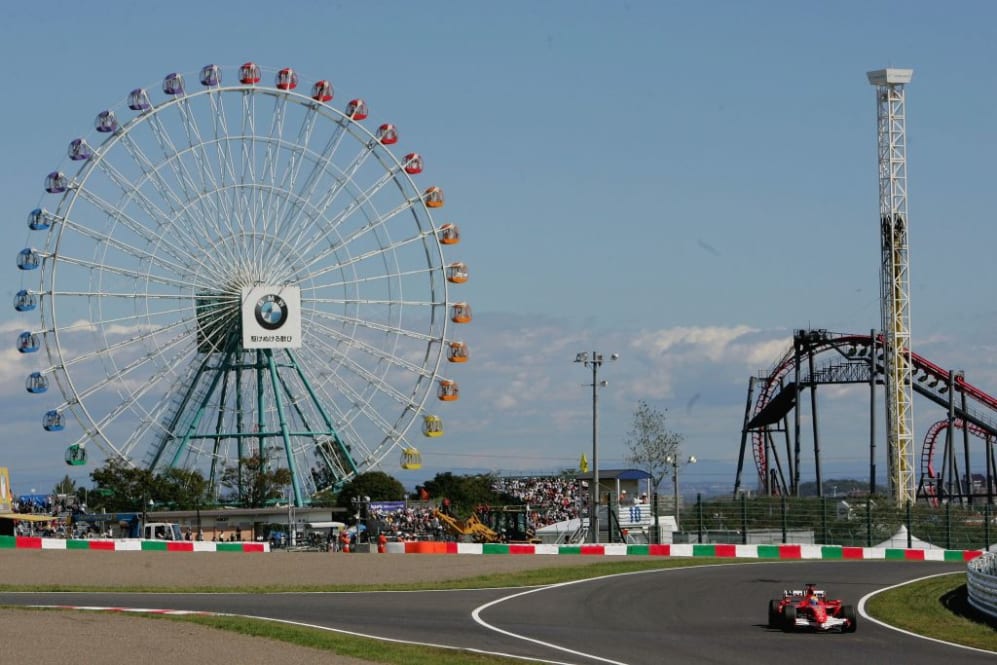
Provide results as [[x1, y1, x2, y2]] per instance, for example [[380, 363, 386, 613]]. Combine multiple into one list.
[[446, 262, 469, 284], [438, 223, 460, 245], [447, 341, 468, 363], [450, 302, 472, 324], [423, 186, 444, 208], [437, 379, 459, 401]]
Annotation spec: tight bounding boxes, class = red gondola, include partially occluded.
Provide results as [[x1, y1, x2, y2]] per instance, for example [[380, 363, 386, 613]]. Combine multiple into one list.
[[311, 80, 333, 102], [276, 68, 298, 91], [239, 62, 261, 84]]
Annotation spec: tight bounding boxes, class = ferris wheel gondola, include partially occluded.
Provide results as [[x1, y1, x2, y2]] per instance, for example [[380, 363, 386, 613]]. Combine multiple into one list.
[[15, 62, 471, 505]]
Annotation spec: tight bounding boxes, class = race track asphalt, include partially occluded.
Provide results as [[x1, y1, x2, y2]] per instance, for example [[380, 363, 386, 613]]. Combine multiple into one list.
[[1, 559, 990, 664]]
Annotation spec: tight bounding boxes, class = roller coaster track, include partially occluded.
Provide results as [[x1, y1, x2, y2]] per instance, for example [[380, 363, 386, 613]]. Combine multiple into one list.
[[738, 329, 997, 500]]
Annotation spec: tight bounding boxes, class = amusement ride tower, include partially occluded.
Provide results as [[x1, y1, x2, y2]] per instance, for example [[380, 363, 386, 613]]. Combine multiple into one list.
[[867, 68, 915, 504]]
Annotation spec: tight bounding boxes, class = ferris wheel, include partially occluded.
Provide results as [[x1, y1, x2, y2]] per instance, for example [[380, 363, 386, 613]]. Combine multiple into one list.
[[15, 62, 471, 506]]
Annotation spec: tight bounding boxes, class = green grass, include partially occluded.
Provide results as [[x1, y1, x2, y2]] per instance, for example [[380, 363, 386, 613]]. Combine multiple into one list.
[[865, 572, 997, 652]]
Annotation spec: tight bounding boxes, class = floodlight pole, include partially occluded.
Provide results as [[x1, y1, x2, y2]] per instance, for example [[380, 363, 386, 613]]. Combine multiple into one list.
[[575, 351, 617, 544]]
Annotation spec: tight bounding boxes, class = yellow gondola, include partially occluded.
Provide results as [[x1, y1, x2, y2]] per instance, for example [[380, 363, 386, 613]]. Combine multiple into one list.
[[422, 415, 444, 437], [400, 446, 422, 470]]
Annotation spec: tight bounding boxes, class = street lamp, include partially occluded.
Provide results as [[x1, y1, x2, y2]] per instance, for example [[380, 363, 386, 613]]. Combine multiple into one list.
[[667, 454, 696, 534], [574, 350, 618, 544]]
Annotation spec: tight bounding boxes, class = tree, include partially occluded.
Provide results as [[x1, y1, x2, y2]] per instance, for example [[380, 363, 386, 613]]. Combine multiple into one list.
[[335, 471, 406, 510], [219, 456, 292, 507], [89, 458, 156, 513], [624, 400, 684, 494], [52, 475, 76, 497], [420, 472, 513, 517]]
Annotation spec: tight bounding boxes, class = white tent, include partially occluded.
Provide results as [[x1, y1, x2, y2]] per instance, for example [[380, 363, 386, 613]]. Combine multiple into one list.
[[874, 525, 940, 550]]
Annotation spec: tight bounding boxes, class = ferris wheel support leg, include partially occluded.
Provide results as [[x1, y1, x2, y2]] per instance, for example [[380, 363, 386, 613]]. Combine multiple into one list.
[[150, 353, 217, 470], [266, 350, 304, 507], [285, 348, 359, 477], [171, 353, 231, 468]]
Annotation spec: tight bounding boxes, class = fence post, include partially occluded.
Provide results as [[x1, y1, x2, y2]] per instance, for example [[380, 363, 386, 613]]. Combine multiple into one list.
[[820, 497, 828, 546], [945, 501, 952, 550], [781, 494, 788, 544], [905, 501, 912, 549], [740, 493, 748, 545], [865, 499, 872, 548], [697, 493, 704, 545], [985, 503, 992, 552]]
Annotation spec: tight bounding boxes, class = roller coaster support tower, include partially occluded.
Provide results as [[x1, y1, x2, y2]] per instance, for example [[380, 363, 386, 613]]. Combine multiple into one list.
[[868, 68, 916, 505]]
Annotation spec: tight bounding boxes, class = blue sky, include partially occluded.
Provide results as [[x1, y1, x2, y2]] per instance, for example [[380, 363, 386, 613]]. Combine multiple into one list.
[[2, 1, 996, 498]]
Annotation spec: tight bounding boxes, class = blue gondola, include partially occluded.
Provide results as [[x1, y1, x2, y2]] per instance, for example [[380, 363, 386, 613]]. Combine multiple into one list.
[[17, 331, 39, 353], [43, 410, 64, 431], [13, 290, 37, 312], [25, 372, 48, 394], [27, 208, 52, 230], [17, 248, 40, 270]]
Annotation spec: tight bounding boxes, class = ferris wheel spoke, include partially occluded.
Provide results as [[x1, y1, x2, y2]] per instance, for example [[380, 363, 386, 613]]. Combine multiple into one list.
[[320, 346, 418, 412], [54, 318, 195, 389], [64, 193, 202, 277], [90, 158, 205, 263], [302, 224, 432, 281], [291, 140, 377, 236], [312, 308, 442, 345], [311, 363, 412, 448], [287, 162, 412, 260], [309, 318, 436, 381], [51, 253, 200, 292], [297, 199, 419, 277], [144, 110, 216, 220], [72, 344, 192, 452], [115, 133, 219, 253], [269, 107, 321, 241], [258, 95, 291, 239], [279, 118, 351, 234]]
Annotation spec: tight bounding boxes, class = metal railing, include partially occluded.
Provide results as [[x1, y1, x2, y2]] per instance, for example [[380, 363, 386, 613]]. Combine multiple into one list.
[[966, 552, 997, 621], [685, 495, 995, 550]]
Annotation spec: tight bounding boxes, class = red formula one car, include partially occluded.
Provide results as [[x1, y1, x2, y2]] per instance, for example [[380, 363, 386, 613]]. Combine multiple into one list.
[[768, 583, 857, 633]]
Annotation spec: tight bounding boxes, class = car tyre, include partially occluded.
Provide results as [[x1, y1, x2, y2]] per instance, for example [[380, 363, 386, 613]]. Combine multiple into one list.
[[782, 605, 797, 631], [768, 599, 781, 628], [841, 604, 857, 633]]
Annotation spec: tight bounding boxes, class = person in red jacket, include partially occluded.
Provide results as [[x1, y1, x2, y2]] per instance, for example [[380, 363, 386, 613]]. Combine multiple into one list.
[[377, 532, 387, 554]]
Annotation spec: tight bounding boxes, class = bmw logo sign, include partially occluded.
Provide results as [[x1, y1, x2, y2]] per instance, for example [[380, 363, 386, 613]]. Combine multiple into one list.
[[254, 294, 289, 330]]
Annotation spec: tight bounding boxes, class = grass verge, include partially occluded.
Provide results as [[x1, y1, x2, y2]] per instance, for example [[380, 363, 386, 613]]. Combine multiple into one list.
[[864, 572, 996, 652]]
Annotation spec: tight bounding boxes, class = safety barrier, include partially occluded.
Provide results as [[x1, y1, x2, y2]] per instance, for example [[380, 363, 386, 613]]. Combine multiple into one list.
[[966, 551, 997, 621], [0, 535, 268, 552]]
